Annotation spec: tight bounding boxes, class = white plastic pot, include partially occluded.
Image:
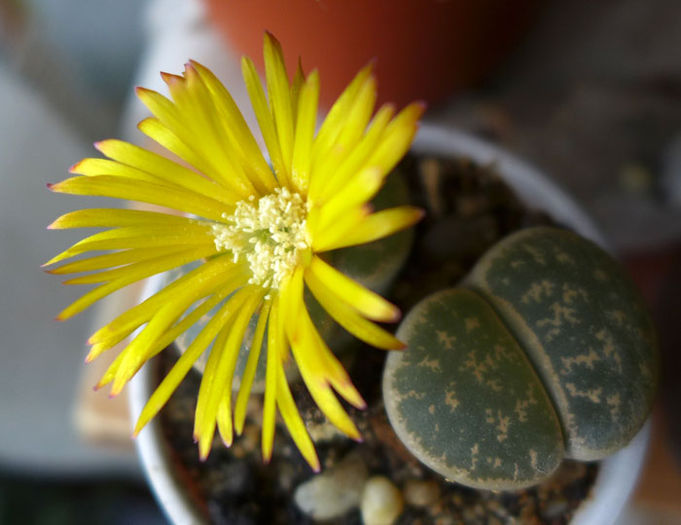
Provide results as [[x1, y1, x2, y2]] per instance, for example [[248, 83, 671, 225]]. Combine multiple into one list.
[[129, 123, 650, 525]]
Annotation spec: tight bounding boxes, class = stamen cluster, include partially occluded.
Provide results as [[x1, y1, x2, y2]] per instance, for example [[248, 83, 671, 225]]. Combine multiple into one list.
[[212, 187, 310, 288]]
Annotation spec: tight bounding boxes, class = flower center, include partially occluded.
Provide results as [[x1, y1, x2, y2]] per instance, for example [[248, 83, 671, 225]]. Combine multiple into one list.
[[211, 187, 309, 289]]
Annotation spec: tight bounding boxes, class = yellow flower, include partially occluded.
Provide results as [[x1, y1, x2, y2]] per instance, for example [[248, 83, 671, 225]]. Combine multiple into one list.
[[45, 33, 424, 470]]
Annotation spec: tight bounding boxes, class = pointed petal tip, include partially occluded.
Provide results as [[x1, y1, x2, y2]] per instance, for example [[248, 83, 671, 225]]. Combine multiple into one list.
[[263, 30, 276, 42], [43, 252, 66, 267], [389, 306, 402, 323], [93, 139, 115, 154], [135, 86, 152, 98], [108, 384, 124, 399], [68, 160, 83, 173], [136, 116, 153, 131], [160, 71, 182, 85]]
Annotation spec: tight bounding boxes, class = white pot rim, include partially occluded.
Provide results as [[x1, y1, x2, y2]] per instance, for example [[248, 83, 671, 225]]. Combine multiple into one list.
[[129, 122, 650, 525]]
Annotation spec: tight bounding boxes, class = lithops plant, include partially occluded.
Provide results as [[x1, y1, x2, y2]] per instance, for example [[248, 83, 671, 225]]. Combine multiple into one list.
[[383, 226, 657, 490]]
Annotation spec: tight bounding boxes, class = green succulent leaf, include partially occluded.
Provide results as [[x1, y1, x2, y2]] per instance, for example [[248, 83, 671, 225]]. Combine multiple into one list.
[[384, 288, 564, 490], [466, 227, 658, 460]]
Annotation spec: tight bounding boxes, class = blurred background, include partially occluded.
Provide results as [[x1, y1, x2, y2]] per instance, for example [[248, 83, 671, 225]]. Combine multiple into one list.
[[1, 0, 680, 523]]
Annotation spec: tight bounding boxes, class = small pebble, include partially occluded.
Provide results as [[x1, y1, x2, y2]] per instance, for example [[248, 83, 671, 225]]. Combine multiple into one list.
[[541, 498, 569, 519], [403, 479, 441, 507], [360, 476, 404, 525], [294, 452, 368, 521]]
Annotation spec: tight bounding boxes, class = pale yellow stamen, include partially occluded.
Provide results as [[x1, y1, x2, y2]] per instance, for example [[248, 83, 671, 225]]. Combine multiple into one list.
[[212, 187, 309, 289]]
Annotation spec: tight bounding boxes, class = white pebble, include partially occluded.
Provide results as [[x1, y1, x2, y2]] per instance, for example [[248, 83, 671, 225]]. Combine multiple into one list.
[[360, 476, 404, 525], [293, 453, 368, 521]]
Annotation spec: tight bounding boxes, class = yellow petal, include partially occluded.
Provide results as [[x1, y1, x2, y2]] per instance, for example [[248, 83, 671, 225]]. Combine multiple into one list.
[[290, 58, 306, 123], [290, 70, 320, 192], [288, 320, 362, 440], [112, 276, 253, 396], [189, 60, 276, 193], [275, 357, 320, 471], [47, 208, 198, 231], [88, 257, 242, 346], [134, 283, 248, 436], [311, 104, 394, 203], [309, 205, 370, 252], [263, 32, 295, 178], [311, 63, 373, 168], [306, 256, 400, 322], [62, 245, 216, 285], [312, 74, 378, 188], [71, 158, 160, 184], [47, 247, 185, 275], [92, 281, 236, 370], [49, 175, 229, 222], [57, 282, 122, 321], [47, 223, 214, 266], [91, 140, 237, 205], [234, 300, 271, 436], [196, 288, 262, 458], [316, 206, 424, 252], [216, 397, 233, 448], [57, 247, 214, 321], [110, 299, 189, 396], [137, 116, 225, 186], [241, 56, 288, 186], [314, 167, 383, 232], [281, 270, 363, 438], [164, 68, 258, 198], [364, 101, 425, 174], [195, 319, 233, 457], [305, 271, 405, 350], [136, 87, 252, 199], [262, 294, 283, 462]]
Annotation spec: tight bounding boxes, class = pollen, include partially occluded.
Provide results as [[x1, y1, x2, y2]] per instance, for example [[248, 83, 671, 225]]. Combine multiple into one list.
[[211, 187, 310, 289]]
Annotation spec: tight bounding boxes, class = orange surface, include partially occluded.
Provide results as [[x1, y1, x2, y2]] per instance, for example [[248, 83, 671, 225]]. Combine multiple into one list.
[[633, 408, 681, 512], [205, 0, 540, 109]]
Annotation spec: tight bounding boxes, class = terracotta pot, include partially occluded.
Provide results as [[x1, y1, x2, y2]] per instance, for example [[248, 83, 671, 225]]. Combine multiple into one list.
[[204, 0, 541, 108], [130, 123, 649, 525]]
